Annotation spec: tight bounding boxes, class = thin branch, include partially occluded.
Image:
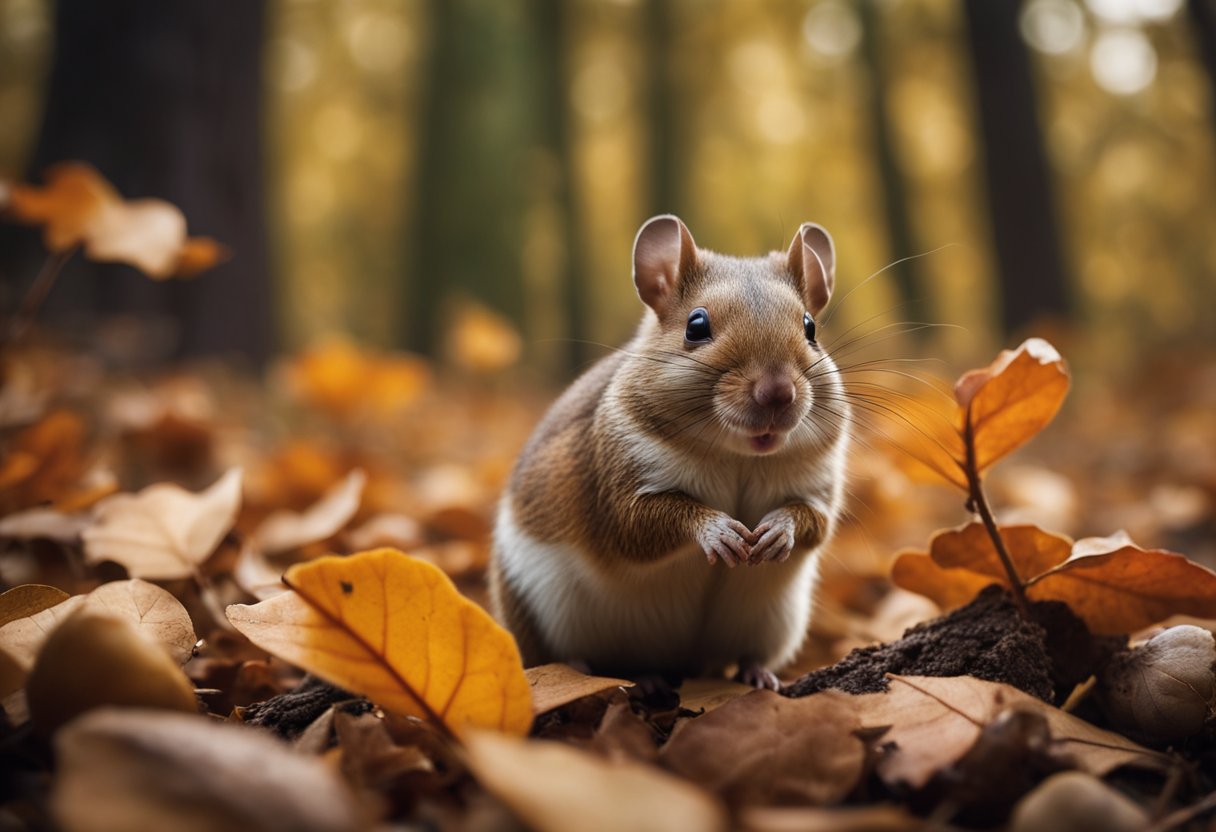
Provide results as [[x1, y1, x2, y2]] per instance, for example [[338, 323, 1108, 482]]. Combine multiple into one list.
[[6, 246, 78, 346], [963, 409, 1030, 616]]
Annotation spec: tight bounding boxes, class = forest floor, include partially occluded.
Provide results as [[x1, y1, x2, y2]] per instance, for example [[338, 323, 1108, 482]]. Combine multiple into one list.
[[2, 335, 1216, 832]]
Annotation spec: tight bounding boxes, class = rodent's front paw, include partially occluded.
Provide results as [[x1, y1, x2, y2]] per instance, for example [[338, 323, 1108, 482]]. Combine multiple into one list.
[[749, 510, 796, 563], [698, 514, 753, 568]]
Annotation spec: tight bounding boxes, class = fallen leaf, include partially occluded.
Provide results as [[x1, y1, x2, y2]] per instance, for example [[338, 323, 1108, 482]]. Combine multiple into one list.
[[254, 468, 365, 555], [0, 507, 92, 542], [463, 730, 727, 832], [232, 542, 286, 601], [852, 675, 1168, 791], [526, 663, 634, 714], [80, 579, 197, 665], [661, 690, 865, 807], [676, 677, 754, 713], [445, 300, 522, 373], [172, 236, 230, 278], [0, 579, 196, 697], [955, 338, 1069, 472], [1027, 540, 1216, 635], [343, 512, 424, 552], [226, 548, 532, 737], [740, 805, 925, 832], [280, 338, 430, 421], [52, 708, 362, 832], [82, 467, 243, 579], [8, 162, 224, 278], [0, 584, 70, 628], [333, 710, 434, 789], [6, 162, 112, 251], [0, 409, 93, 512]]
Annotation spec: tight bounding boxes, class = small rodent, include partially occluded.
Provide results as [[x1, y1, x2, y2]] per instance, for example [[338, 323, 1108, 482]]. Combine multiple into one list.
[[490, 214, 850, 689]]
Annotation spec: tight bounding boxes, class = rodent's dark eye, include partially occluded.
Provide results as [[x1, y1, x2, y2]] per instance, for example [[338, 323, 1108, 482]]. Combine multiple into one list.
[[804, 312, 817, 345], [685, 307, 712, 344]]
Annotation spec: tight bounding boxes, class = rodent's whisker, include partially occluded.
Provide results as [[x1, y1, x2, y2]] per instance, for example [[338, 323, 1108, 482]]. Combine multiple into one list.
[[817, 242, 958, 328]]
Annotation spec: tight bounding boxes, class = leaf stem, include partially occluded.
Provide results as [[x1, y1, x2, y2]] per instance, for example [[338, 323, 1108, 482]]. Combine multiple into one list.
[[5, 246, 78, 346], [963, 411, 1030, 617]]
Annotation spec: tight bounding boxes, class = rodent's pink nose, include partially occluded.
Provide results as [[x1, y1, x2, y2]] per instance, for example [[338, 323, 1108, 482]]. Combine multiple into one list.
[[753, 376, 796, 408]]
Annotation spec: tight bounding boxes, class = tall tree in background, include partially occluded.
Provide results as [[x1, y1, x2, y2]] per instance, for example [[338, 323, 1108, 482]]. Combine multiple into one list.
[[1188, 0, 1216, 143], [644, 0, 681, 218], [859, 0, 921, 321], [0, 0, 273, 365], [962, 0, 1072, 334], [534, 0, 590, 376], [406, 0, 535, 356]]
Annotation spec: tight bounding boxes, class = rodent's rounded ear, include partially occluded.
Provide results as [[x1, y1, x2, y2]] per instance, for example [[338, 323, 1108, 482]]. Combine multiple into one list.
[[786, 222, 836, 317], [633, 214, 698, 317]]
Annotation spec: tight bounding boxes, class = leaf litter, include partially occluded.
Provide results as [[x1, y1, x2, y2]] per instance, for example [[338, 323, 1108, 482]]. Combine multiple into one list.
[[3, 183, 1216, 831]]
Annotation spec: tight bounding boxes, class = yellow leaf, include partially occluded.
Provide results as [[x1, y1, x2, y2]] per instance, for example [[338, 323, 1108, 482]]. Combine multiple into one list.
[[446, 301, 522, 373], [1027, 539, 1216, 635], [955, 338, 1069, 472], [226, 548, 532, 738], [81, 467, 242, 579]]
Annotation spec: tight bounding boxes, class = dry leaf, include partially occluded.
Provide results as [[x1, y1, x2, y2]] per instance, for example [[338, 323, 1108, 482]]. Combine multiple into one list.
[[343, 512, 425, 552], [661, 690, 865, 807], [677, 678, 755, 713], [0, 584, 70, 628], [0, 507, 92, 542], [463, 730, 728, 832], [254, 468, 366, 555], [226, 548, 532, 737], [52, 708, 362, 832], [280, 338, 430, 420], [0, 579, 196, 697], [1027, 539, 1216, 635], [929, 523, 1071, 584], [526, 663, 634, 714], [82, 467, 242, 579], [7, 162, 223, 278], [172, 236, 230, 278], [333, 710, 434, 788], [741, 805, 925, 832], [232, 541, 286, 601], [955, 338, 1069, 472], [852, 675, 1168, 791], [0, 409, 93, 511], [446, 300, 522, 373]]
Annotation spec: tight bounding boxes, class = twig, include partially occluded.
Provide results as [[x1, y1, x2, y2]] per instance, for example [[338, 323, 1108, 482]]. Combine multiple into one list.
[[963, 412, 1030, 616], [6, 246, 77, 346]]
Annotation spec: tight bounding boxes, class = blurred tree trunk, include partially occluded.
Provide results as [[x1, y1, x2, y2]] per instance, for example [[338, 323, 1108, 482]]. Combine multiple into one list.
[[859, 0, 921, 321], [643, 0, 681, 217], [1188, 0, 1216, 138], [1, 0, 273, 366], [534, 0, 590, 376], [406, 0, 533, 356], [962, 0, 1072, 335]]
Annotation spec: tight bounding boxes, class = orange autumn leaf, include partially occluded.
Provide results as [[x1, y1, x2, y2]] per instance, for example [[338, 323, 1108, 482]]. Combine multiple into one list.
[[226, 548, 532, 738], [0, 409, 107, 512], [929, 523, 1072, 585], [446, 301, 523, 373], [5, 162, 224, 279], [889, 553, 999, 612], [281, 338, 431, 421], [1027, 538, 1216, 636], [955, 338, 1070, 473]]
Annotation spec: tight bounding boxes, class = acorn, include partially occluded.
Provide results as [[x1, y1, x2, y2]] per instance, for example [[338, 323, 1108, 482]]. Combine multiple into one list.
[[1097, 624, 1216, 746], [26, 611, 198, 735]]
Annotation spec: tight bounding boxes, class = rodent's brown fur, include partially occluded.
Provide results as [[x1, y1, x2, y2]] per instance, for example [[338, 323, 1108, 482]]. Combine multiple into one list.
[[490, 215, 850, 682]]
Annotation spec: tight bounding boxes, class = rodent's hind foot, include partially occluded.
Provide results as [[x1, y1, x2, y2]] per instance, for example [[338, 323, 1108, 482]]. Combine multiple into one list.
[[735, 662, 781, 691], [627, 672, 682, 710]]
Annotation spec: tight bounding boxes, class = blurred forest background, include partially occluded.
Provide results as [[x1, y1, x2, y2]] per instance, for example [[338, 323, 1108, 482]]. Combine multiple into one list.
[[1, 0, 1215, 380]]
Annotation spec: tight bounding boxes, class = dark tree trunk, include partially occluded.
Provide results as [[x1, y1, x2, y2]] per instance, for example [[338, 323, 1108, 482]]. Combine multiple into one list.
[[962, 0, 1072, 335], [1188, 0, 1216, 141], [643, 0, 680, 218], [533, 0, 589, 376], [1, 0, 274, 366], [859, 0, 921, 321], [405, 0, 533, 356]]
